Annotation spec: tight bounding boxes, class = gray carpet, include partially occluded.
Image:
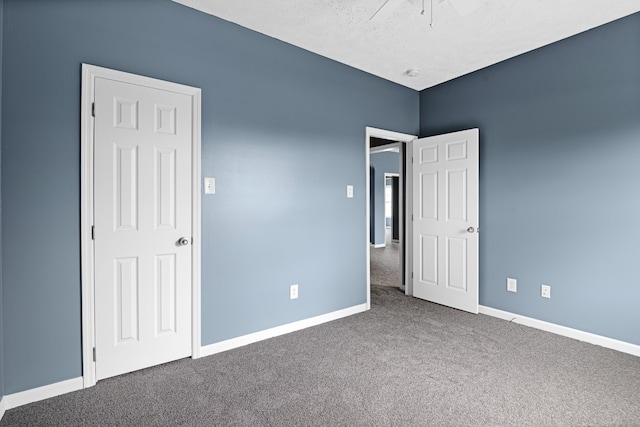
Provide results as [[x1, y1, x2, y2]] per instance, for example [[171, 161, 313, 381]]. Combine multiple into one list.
[[370, 228, 401, 288], [3, 286, 640, 426]]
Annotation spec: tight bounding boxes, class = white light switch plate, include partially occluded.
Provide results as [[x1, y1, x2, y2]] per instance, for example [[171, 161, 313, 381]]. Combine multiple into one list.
[[204, 177, 215, 194], [347, 185, 354, 198]]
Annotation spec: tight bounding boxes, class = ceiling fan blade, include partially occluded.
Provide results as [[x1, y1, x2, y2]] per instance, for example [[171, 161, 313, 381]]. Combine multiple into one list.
[[370, 0, 405, 21], [447, 0, 482, 16]]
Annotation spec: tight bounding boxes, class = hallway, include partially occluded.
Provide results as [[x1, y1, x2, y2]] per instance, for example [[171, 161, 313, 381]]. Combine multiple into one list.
[[370, 228, 400, 288]]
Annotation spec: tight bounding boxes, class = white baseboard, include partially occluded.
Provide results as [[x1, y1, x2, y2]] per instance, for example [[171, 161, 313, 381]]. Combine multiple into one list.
[[6, 306, 634, 419], [480, 306, 640, 358], [4, 377, 83, 411], [371, 243, 385, 248], [201, 303, 368, 357], [1, 305, 368, 413]]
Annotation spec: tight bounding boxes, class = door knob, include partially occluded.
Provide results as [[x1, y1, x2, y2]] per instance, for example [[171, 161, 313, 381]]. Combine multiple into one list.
[[177, 237, 190, 246], [467, 227, 475, 233]]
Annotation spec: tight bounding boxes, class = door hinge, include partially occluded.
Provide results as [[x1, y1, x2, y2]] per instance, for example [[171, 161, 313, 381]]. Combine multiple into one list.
[[411, 214, 414, 221], [92, 347, 96, 362], [92, 102, 95, 117], [411, 272, 414, 279], [91, 225, 95, 240]]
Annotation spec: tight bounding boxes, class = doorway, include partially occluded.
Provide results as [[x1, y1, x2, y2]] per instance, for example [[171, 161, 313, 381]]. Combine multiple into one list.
[[365, 127, 479, 314], [80, 64, 202, 387], [370, 146, 401, 290], [365, 127, 416, 308]]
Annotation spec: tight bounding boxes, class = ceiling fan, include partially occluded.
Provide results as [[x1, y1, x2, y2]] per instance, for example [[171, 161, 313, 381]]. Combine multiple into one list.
[[370, 0, 482, 21]]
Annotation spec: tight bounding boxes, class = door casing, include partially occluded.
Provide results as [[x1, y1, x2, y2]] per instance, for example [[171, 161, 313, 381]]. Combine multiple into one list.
[[80, 64, 202, 387]]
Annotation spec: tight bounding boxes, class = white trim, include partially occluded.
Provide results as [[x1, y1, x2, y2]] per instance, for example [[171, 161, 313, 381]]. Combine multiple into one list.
[[4, 377, 83, 410], [405, 139, 413, 297], [367, 127, 417, 143], [371, 243, 386, 249], [397, 146, 406, 292], [190, 86, 203, 359], [480, 306, 640, 358], [370, 145, 400, 154], [80, 64, 202, 386], [365, 132, 371, 309], [80, 64, 96, 388], [200, 303, 368, 357], [365, 127, 416, 302], [5, 308, 636, 414]]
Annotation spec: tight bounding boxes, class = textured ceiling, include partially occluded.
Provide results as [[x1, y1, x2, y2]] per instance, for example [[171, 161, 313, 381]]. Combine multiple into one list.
[[173, 0, 640, 90]]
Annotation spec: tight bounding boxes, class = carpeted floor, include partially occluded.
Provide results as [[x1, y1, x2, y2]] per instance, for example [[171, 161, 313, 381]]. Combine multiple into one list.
[[3, 286, 640, 426], [370, 228, 401, 288]]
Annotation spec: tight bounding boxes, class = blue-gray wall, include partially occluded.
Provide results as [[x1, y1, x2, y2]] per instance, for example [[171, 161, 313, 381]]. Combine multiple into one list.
[[420, 13, 640, 345], [370, 151, 398, 245], [0, 0, 418, 394]]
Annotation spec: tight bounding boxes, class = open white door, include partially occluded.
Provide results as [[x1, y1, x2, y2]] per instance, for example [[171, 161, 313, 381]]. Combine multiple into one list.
[[412, 129, 479, 313]]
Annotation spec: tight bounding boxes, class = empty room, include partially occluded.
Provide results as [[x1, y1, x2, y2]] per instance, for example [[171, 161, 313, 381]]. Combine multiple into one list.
[[1, 0, 640, 425]]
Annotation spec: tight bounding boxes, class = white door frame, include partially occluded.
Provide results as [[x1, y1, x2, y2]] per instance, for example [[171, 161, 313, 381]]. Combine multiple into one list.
[[80, 64, 202, 388], [383, 172, 399, 243], [371, 144, 400, 249], [365, 127, 416, 307]]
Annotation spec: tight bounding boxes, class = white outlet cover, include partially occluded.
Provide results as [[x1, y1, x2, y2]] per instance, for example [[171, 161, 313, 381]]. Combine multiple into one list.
[[507, 278, 517, 293], [541, 284, 551, 298], [346, 185, 354, 198]]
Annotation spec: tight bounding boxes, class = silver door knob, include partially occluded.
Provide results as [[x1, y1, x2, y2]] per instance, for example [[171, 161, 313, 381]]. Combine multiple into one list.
[[467, 227, 475, 233], [177, 237, 190, 246]]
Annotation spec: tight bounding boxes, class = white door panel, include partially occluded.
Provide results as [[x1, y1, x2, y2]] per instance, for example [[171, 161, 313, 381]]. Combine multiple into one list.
[[94, 77, 193, 380], [412, 129, 479, 314]]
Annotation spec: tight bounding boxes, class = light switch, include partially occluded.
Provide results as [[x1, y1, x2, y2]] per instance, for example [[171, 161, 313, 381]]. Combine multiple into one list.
[[204, 177, 215, 194], [347, 185, 354, 198]]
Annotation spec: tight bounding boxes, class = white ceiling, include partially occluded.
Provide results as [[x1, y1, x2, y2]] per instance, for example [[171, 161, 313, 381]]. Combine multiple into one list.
[[173, 0, 640, 91]]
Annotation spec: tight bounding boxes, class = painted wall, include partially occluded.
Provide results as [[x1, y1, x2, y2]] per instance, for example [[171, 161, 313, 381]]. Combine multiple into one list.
[[369, 152, 398, 245], [0, 0, 418, 394], [420, 13, 640, 345]]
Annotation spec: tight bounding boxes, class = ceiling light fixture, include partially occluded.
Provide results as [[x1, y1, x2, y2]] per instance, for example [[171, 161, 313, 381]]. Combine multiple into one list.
[[405, 68, 420, 77]]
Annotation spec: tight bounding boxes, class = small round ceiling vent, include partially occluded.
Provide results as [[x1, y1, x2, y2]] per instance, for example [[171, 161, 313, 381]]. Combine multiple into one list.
[[405, 68, 420, 77]]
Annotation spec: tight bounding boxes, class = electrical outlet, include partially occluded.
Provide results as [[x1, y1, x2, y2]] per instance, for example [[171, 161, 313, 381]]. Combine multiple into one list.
[[507, 278, 517, 293], [290, 284, 298, 300], [541, 284, 551, 299], [346, 185, 354, 198]]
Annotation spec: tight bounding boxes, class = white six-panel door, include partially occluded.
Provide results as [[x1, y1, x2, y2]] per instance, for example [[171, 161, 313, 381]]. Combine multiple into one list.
[[93, 77, 193, 380], [412, 129, 479, 314]]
